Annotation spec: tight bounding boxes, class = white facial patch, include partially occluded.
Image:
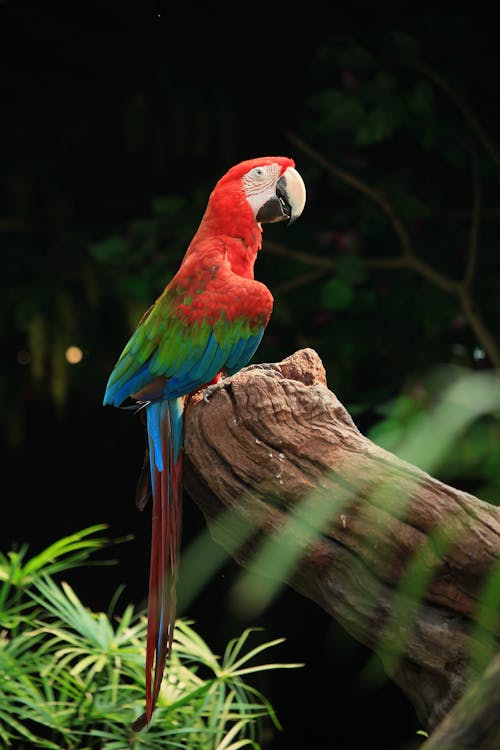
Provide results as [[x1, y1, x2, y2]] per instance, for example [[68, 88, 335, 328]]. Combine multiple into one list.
[[242, 163, 282, 215]]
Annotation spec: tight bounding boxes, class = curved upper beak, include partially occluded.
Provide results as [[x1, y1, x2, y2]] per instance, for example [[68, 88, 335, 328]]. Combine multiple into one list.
[[256, 166, 307, 225], [278, 166, 307, 224]]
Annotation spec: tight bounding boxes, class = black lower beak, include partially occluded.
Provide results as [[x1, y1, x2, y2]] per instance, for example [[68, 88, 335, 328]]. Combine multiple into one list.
[[256, 175, 291, 224], [275, 175, 292, 220]]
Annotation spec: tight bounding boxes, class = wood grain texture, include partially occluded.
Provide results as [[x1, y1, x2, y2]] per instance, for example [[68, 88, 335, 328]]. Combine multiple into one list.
[[422, 651, 500, 750], [183, 348, 500, 735]]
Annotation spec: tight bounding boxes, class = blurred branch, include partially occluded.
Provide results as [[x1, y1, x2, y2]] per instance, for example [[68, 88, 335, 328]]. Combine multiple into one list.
[[272, 268, 330, 296], [286, 131, 415, 259], [264, 240, 406, 296], [265, 240, 407, 272], [264, 240, 336, 270], [457, 290, 500, 371], [464, 143, 481, 288], [411, 59, 500, 175], [285, 132, 500, 370]]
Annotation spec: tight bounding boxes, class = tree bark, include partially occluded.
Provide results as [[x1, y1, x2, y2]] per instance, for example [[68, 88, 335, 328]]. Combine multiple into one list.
[[421, 650, 500, 750], [182, 348, 500, 741]]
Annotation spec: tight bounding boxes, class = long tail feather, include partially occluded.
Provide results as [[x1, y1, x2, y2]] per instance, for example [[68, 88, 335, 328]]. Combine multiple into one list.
[[132, 398, 183, 731]]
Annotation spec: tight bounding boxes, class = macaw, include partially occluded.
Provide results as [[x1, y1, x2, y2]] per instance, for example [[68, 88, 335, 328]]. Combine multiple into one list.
[[103, 156, 306, 729]]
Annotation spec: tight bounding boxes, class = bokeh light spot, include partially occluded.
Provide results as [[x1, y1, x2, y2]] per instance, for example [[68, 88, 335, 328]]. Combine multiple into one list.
[[65, 346, 83, 364]]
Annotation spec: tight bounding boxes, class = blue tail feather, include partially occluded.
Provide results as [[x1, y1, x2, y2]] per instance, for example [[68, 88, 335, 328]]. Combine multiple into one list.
[[146, 398, 184, 472]]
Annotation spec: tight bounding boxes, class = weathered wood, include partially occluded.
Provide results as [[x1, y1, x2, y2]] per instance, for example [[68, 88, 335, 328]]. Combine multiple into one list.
[[182, 348, 500, 734], [422, 651, 500, 750]]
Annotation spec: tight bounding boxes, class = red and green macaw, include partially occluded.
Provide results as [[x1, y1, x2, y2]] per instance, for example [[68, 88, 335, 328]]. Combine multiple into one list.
[[104, 156, 306, 729]]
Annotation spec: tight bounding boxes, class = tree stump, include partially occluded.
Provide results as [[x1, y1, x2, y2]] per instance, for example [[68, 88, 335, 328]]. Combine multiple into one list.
[[182, 348, 500, 746]]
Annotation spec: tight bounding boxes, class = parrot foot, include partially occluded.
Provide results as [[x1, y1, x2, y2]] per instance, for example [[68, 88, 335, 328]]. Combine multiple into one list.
[[118, 399, 151, 413], [203, 376, 234, 403], [203, 365, 283, 403], [241, 362, 283, 377]]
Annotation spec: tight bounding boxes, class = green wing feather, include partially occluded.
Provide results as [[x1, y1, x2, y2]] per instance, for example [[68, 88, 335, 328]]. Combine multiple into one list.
[[103, 275, 265, 406]]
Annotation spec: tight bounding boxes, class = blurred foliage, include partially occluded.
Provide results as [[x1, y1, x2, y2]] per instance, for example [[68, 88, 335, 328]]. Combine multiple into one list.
[[0, 527, 300, 748], [0, 524, 121, 629], [1, 9, 499, 504]]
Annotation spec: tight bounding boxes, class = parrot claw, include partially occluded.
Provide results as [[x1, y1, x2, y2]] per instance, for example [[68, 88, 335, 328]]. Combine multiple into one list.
[[242, 363, 284, 378], [118, 399, 151, 413], [203, 364, 284, 403], [203, 377, 233, 403], [203, 364, 283, 403]]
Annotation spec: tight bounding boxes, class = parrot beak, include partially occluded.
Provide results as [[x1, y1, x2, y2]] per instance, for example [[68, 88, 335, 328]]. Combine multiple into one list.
[[256, 166, 307, 225], [279, 166, 307, 225]]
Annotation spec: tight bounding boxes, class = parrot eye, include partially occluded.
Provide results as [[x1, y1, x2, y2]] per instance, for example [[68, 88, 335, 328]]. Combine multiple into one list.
[[248, 166, 266, 179], [242, 162, 281, 203]]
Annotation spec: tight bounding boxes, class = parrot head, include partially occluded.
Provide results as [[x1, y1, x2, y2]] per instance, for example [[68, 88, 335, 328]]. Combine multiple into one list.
[[206, 156, 306, 233], [240, 156, 306, 225]]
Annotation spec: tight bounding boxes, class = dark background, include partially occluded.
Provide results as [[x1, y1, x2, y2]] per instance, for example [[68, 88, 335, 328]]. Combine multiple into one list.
[[2, 3, 500, 748]]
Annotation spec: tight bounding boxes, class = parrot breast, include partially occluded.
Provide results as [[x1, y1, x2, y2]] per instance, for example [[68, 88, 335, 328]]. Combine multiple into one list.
[[172, 240, 273, 330]]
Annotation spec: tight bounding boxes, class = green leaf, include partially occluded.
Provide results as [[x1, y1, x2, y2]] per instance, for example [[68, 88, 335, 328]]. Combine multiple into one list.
[[356, 104, 402, 145], [337, 43, 375, 71], [0, 528, 297, 747], [88, 236, 129, 264], [307, 89, 365, 133], [408, 80, 435, 119], [368, 418, 404, 452], [21, 524, 113, 579], [321, 277, 354, 310], [152, 194, 187, 217], [116, 275, 151, 300], [335, 255, 367, 285]]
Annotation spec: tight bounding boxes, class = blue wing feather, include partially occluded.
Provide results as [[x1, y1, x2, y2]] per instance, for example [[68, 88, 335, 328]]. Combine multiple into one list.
[[103, 360, 151, 406], [225, 329, 264, 375], [104, 318, 265, 408]]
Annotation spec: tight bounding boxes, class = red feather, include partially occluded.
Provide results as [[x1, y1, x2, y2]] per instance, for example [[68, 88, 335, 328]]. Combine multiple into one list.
[[132, 417, 182, 732]]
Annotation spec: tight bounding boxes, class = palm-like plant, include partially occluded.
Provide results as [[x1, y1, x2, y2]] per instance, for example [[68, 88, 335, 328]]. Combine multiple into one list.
[[0, 527, 301, 749], [0, 524, 117, 629]]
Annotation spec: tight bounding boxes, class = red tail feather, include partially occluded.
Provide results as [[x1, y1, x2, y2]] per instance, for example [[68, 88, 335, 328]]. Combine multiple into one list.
[[132, 421, 183, 732]]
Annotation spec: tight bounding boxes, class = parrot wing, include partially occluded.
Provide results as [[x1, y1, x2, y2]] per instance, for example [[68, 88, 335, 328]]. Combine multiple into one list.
[[103, 243, 271, 408]]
